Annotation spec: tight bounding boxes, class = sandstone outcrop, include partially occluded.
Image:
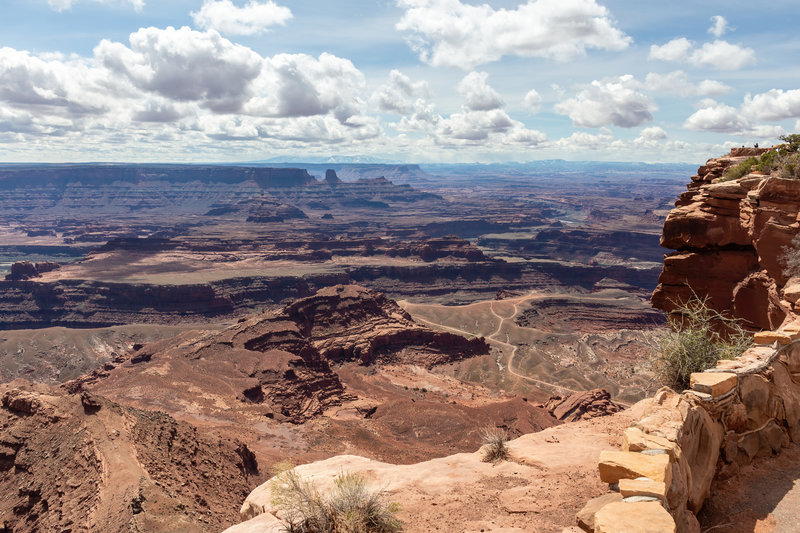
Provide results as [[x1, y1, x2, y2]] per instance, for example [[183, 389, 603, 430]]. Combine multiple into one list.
[[653, 148, 799, 329], [68, 285, 489, 424], [545, 388, 625, 421], [223, 411, 638, 533], [0, 381, 258, 533], [4, 260, 60, 281]]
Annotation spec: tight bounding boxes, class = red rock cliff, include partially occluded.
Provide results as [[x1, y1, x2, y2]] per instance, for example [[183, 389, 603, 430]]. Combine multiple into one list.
[[652, 148, 800, 329]]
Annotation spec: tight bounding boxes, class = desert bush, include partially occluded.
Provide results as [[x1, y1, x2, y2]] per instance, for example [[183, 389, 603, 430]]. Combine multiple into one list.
[[271, 466, 402, 533], [722, 136, 800, 181], [776, 152, 800, 179], [650, 296, 752, 391], [480, 425, 509, 463], [782, 232, 800, 279], [722, 156, 758, 181]]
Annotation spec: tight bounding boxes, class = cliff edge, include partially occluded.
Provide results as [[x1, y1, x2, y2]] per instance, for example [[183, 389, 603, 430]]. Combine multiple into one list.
[[652, 147, 799, 329]]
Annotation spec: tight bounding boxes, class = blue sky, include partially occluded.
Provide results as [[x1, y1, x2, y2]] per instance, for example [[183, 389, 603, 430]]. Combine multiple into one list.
[[1, 0, 799, 164]]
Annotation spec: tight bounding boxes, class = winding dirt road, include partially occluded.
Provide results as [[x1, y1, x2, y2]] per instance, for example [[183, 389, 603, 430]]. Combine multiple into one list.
[[402, 292, 583, 396]]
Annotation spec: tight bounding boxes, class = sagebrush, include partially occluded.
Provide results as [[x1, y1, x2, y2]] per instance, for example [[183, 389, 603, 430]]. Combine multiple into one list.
[[270, 466, 402, 533], [650, 296, 752, 391]]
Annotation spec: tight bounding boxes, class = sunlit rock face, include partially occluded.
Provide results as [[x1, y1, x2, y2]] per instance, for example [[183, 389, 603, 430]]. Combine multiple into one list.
[[653, 148, 799, 330]]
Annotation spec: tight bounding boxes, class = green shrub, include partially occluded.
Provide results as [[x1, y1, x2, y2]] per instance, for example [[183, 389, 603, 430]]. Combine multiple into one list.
[[722, 136, 800, 181], [480, 426, 509, 463], [722, 156, 758, 181], [650, 296, 752, 391], [271, 467, 402, 533], [779, 133, 800, 153]]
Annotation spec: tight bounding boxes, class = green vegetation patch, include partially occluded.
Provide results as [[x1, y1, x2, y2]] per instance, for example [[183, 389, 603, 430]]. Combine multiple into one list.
[[722, 134, 800, 181]]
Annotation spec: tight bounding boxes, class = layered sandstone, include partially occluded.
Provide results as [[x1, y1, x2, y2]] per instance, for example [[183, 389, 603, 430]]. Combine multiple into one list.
[[68, 285, 490, 424], [652, 148, 799, 329], [0, 381, 258, 533]]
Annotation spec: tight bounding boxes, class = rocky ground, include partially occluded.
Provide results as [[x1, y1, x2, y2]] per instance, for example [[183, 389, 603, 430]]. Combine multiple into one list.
[[0, 381, 260, 533], [226, 404, 641, 533]]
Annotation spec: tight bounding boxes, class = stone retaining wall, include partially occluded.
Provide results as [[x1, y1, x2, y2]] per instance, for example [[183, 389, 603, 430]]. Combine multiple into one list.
[[576, 323, 800, 532]]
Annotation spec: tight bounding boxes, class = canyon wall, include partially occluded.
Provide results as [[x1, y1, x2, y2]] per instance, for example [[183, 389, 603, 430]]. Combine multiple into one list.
[[652, 148, 799, 329], [575, 149, 800, 532]]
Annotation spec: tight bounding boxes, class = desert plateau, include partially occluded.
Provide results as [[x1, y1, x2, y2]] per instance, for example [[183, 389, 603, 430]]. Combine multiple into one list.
[[3, 1, 800, 532]]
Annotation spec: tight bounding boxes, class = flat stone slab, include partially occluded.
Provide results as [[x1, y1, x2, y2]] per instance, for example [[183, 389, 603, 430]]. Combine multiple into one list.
[[598, 451, 671, 485], [754, 331, 792, 345], [619, 478, 667, 500], [593, 501, 676, 533], [623, 427, 678, 460], [690, 372, 737, 396], [575, 492, 622, 532]]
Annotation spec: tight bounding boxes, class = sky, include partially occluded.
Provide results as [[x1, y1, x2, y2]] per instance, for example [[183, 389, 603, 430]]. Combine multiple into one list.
[[1, 0, 800, 164]]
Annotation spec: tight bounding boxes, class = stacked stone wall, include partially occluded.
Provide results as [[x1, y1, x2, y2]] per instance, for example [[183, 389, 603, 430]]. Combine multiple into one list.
[[575, 324, 800, 532]]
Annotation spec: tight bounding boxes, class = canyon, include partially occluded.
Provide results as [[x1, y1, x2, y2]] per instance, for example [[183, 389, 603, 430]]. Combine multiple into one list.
[[0, 158, 716, 532]]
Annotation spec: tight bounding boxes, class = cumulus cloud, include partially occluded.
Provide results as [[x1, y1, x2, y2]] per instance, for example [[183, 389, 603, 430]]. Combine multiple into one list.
[[0, 26, 381, 156], [741, 89, 800, 122], [246, 52, 368, 121], [708, 15, 729, 38], [523, 89, 542, 113], [96, 27, 263, 113], [639, 126, 667, 140], [395, 0, 631, 69], [373, 69, 429, 114], [690, 40, 756, 70], [48, 0, 144, 11], [644, 70, 730, 97], [191, 0, 292, 36], [649, 38, 692, 62], [554, 129, 613, 151], [685, 89, 800, 136], [457, 72, 503, 111], [684, 102, 750, 133], [649, 37, 755, 70], [554, 75, 656, 128]]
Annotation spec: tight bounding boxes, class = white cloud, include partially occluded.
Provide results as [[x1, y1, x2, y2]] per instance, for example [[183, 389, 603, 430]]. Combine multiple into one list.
[[686, 89, 800, 136], [696, 79, 731, 96], [639, 126, 667, 140], [708, 15, 729, 38], [649, 38, 692, 62], [649, 37, 756, 70], [634, 126, 668, 148], [191, 0, 292, 36], [96, 27, 263, 113], [457, 71, 503, 111], [684, 102, 751, 133], [554, 129, 613, 151], [689, 40, 756, 70], [0, 27, 380, 154], [48, 0, 144, 11], [523, 89, 542, 113], [374, 69, 429, 114], [246, 52, 368, 121], [395, 0, 631, 70], [741, 89, 800, 121], [554, 75, 656, 128], [644, 70, 730, 97]]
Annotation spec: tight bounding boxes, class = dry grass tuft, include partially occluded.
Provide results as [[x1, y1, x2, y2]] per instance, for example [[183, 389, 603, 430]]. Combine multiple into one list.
[[271, 465, 402, 533], [480, 425, 509, 463]]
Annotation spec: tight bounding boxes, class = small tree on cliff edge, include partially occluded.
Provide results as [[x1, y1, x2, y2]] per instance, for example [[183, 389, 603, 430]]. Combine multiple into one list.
[[651, 296, 752, 391]]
